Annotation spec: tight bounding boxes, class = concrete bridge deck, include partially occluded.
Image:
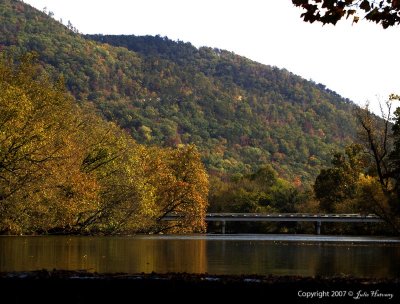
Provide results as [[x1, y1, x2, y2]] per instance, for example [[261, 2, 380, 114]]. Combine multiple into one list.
[[162, 213, 384, 234]]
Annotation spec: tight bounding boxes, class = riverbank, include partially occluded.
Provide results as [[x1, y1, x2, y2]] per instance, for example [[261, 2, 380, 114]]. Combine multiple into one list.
[[1, 270, 398, 303]]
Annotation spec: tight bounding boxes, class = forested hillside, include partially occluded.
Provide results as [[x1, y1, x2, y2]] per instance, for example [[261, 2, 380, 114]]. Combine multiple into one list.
[[0, 0, 357, 185]]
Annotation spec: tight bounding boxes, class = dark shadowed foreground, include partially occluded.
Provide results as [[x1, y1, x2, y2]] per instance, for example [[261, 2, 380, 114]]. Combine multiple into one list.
[[1, 270, 398, 303]]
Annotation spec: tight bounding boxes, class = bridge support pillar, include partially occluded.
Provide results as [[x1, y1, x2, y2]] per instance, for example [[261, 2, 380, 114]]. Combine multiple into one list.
[[221, 221, 226, 234], [315, 221, 321, 235]]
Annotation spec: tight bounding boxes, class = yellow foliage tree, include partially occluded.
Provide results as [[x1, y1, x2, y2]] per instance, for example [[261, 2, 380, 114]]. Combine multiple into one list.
[[0, 54, 99, 234], [357, 175, 400, 232], [75, 110, 159, 234], [144, 145, 209, 233]]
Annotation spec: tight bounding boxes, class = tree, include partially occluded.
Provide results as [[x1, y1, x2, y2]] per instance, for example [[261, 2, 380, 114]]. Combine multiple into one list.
[[389, 100, 400, 199], [314, 144, 365, 212], [351, 99, 399, 232], [72, 111, 158, 234], [292, 0, 400, 28], [0, 54, 99, 234], [146, 145, 209, 233], [354, 101, 393, 190]]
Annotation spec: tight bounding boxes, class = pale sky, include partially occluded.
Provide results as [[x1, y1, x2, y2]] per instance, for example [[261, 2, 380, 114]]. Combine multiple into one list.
[[24, 0, 400, 114]]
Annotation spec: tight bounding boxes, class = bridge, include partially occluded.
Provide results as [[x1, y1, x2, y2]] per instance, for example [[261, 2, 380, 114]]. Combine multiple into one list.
[[162, 213, 384, 234]]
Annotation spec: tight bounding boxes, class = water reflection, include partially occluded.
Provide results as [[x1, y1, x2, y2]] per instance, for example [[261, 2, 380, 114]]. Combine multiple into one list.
[[0, 235, 399, 278]]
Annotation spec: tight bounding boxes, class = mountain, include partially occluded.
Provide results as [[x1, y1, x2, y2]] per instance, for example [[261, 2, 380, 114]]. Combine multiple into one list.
[[0, 0, 357, 184]]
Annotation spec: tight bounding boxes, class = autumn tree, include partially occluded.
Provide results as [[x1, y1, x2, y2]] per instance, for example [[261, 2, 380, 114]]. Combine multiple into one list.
[[0, 54, 99, 234], [145, 145, 209, 233], [292, 0, 400, 28], [72, 111, 158, 234]]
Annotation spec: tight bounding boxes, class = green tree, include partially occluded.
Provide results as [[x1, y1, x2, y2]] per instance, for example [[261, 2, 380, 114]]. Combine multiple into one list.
[[314, 144, 364, 212], [208, 164, 303, 214]]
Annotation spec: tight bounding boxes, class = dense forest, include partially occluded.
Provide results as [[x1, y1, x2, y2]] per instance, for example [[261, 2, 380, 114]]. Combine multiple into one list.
[[0, 0, 399, 234], [0, 0, 357, 185]]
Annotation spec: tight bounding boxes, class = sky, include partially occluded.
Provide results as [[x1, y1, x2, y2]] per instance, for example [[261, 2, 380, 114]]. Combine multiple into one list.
[[24, 0, 400, 114]]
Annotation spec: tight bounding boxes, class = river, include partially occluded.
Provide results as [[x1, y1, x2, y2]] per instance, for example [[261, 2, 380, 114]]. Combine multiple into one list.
[[1, 234, 399, 278]]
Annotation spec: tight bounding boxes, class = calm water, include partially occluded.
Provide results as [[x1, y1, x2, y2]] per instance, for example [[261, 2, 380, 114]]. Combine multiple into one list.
[[1, 234, 399, 278]]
